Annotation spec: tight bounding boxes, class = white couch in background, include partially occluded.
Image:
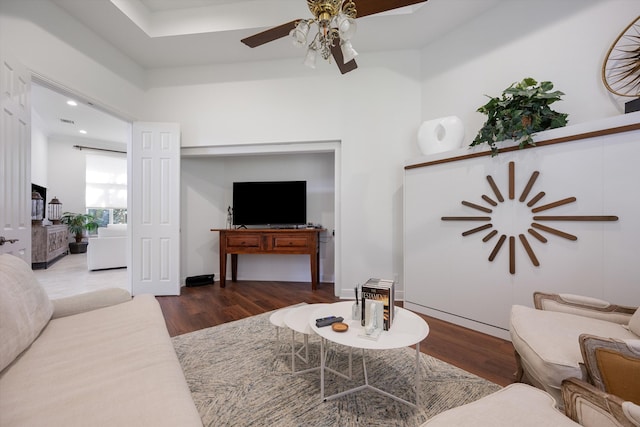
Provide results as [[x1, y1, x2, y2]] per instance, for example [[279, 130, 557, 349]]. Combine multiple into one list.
[[87, 224, 127, 271]]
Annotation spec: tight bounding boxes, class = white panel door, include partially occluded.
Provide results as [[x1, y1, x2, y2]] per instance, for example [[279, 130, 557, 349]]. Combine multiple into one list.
[[0, 52, 31, 260], [130, 123, 180, 296]]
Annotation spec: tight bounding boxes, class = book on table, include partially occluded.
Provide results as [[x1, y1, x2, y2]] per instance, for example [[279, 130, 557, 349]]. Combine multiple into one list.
[[360, 278, 395, 331]]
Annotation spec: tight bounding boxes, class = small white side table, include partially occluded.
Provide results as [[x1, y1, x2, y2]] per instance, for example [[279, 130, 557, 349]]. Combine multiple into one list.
[[269, 306, 294, 359], [283, 304, 328, 374], [282, 303, 353, 381], [310, 301, 429, 407]]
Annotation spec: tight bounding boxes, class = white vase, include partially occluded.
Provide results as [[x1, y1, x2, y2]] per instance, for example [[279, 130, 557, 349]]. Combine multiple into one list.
[[417, 116, 465, 155]]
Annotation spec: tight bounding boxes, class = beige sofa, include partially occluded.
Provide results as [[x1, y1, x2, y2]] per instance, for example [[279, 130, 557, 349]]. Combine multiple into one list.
[[0, 254, 202, 426]]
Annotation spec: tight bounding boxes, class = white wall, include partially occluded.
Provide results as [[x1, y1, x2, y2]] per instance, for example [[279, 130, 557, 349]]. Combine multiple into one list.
[[4, 0, 638, 302], [46, 137, 127, 216], [0, 0, 145, 120], [181, 152, 335, 283], [145, 51, 422, 297], [419, 0, 640, 150], [411, 0, 640, 314], [143, 0, 640, 297], [47, 137, 87, 215], [31, 110, 48, 188]]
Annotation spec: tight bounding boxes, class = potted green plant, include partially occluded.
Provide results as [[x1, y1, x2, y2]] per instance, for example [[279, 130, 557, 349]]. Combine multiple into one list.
[[470, 77, 569, 156], [61, 212, 100, 253]]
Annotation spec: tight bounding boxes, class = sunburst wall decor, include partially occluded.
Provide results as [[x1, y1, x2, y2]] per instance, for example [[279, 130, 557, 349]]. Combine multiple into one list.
[[441, 161, 619, 274]]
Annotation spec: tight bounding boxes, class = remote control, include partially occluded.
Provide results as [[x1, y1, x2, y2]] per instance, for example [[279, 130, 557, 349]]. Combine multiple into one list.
[[315, 316, 336, 327], [316, 316, 344, 327]]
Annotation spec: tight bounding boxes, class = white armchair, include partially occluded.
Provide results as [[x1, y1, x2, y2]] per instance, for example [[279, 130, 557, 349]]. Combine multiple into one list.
[[509, 292, 639, 407]]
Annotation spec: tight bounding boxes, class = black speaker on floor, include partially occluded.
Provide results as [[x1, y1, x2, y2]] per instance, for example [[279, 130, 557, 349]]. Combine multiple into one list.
[[185, 274, 215, 287]]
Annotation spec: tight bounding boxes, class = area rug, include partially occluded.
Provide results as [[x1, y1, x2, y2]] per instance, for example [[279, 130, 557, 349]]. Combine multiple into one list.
[[172, 309, 501, 427]]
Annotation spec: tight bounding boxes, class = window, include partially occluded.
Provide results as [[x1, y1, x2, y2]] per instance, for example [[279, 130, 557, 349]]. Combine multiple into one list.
[[85, 153, 127, 232], [87, 208, 127, 227]]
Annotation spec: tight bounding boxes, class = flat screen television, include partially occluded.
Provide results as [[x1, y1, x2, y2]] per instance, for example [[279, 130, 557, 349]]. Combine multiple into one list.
[[232, 181, 307, 227]]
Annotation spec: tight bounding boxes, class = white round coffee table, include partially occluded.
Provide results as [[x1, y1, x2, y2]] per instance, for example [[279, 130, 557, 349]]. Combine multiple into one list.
[[310, 301, 429, 407]]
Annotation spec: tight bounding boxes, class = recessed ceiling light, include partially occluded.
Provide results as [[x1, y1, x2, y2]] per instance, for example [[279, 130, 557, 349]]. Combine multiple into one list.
[[79, 129, 87, 134], [67, 100, 78, 106]]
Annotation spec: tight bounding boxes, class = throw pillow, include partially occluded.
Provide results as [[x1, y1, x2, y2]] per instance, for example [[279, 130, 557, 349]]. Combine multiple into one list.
[[595, 347, 640, 405], [0, 254, 53, 371]]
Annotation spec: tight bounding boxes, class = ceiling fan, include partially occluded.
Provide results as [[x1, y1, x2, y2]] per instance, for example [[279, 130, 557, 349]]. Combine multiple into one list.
[[241, 0, 429, 74]]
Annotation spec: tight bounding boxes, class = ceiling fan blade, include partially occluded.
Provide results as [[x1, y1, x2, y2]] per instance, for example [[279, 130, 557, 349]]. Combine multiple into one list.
[[241, 20, 299, 48], [355, 0, 428, 18], [330, 40, 358, 75]]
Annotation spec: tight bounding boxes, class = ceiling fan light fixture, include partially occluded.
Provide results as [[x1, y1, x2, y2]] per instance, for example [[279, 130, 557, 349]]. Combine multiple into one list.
[[318, 11, 332, 23], [336, 13, 357, 40], [241, 0, 429, 74], [307, 0, 343, 20], [304, 47, 318, 69], [340, 39, 358, 63], [293, 0, 359, 67], [290, 20, 311, 48]]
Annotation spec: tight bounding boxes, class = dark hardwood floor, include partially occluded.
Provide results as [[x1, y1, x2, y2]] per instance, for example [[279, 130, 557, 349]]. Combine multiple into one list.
[[156, 280, 517, 387]]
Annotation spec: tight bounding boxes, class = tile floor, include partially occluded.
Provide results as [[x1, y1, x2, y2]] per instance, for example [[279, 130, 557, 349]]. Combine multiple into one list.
[[33, 253, 129, 299]]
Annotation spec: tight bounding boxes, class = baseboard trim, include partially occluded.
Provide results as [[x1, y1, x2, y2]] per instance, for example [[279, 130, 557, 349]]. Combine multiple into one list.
[[404, 302, 511, 341]]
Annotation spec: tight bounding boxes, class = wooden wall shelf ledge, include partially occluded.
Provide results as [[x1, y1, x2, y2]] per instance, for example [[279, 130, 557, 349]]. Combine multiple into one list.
[[405, 112, 640, 170]]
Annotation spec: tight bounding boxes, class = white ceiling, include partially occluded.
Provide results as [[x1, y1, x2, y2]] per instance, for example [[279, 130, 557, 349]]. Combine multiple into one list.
[[50, 0, 504, 68], [35, 0, 504, 144], [32, 83, 130, 147]]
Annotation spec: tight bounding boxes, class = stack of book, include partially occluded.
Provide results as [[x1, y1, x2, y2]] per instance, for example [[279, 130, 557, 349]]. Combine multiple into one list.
[[360, 278, 396, 331]]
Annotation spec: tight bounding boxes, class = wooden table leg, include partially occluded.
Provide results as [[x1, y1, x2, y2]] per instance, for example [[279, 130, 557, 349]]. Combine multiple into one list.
[[310, 252, 318, 290], [231, 254, 238, 281], [219, 251, 226, 288]]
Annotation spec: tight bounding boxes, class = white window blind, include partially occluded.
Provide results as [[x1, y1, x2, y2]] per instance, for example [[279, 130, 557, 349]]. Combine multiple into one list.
[[85, 154, 127, 208]]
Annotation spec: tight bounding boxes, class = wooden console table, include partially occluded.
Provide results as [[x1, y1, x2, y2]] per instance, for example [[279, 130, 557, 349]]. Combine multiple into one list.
[[212, 228, 324, 290]]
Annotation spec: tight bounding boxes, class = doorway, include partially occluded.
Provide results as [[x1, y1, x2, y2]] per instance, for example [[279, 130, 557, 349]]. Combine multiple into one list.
[[182, 140, 341, 296], [30, 78, 132, 295]]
